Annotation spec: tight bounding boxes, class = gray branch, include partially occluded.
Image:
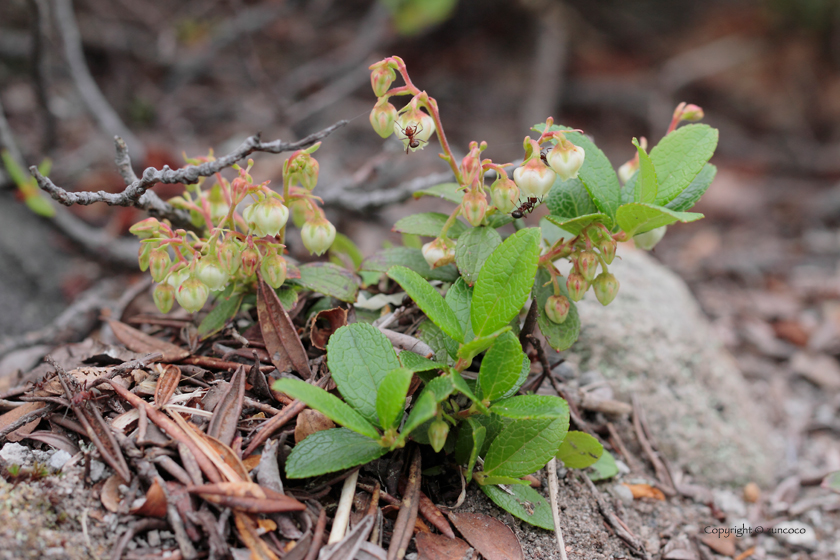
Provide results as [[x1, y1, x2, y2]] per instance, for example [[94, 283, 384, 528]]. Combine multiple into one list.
[[30, 121, 347, 216]]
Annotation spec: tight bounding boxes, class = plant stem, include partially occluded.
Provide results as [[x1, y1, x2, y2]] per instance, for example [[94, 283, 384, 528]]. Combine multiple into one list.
[[439, 205, 462, 240]]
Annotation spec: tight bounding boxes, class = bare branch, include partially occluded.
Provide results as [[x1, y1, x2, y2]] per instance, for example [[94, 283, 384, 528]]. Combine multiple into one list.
[[31, 120, 347, 213], [52, 0, 146, 163]]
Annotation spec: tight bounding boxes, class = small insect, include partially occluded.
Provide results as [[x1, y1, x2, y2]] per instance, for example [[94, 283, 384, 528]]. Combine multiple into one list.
[[540, 147, 550, 165], [396, 122, 426, 154], [511, 196, 541, 219]]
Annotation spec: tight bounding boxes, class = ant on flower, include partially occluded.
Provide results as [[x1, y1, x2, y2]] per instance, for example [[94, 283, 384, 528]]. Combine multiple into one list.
[[511, 196, 541, 219], [396, 122, 426, 154]]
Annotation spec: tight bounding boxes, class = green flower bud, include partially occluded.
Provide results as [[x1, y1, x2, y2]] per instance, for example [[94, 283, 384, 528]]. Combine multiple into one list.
[[566, 272, 589, 302], [129, 217, 161, 239], [428, 419, 449, 453], [218, 238, 241, 275], [240, 247, 259, 276], [370, 62, 396, 97], [461, 189, 487, 227], [138, 242, 153, 272], [288, 154, 319, 191], [544, 295, 570, 324], [421, 238, 455, 269], [575, 250, 599, 283], [149, 248, 171, 283], [599, 238, 617, 264], [153, 283, 175, 314], [252, 198, 289, 237], [260, 253, 287, 289], [176, 277, 210, 313], [197, 258, 229, 291], [370, 98, 397, 139], [301, 217, 336, 256], [491, 176, 520, 214], [593, 272, 620, 306]]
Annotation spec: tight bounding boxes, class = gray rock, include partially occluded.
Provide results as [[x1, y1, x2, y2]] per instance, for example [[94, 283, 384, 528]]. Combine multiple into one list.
[[89, 459, 108, 482], [772, 520, 817, 550], [48, 450, 72, 471], [0, 442, 33, 466], [568, 246, 778, 486]]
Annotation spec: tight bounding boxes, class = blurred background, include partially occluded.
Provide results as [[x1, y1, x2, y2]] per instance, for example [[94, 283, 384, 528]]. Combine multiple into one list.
[[3, 0, 840, 476]]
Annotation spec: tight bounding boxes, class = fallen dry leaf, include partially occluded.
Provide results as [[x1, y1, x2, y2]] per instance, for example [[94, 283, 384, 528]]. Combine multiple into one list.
[[206, 364, 245, 446], [790, 351, 840, 390], [623, 483, 666, 501], [130, 478, 167, 518], [242, 454, 261, 471], [0, 401, 46, 442], [294, 409, 336, 443], [415, 532, 472, 560], [189, 481, 305, 513], [101, 474, 123, 513], [24, 430, 80, 456], [772, 320, 809, 347], [234, 511, 280, 560], [310, 307, 348, 350], [153, 364, 181, 408], [699, 530, 737, 556], [107, 319, 189, 362], [256, 276, 312, 378], [445, 512, 523, 560]]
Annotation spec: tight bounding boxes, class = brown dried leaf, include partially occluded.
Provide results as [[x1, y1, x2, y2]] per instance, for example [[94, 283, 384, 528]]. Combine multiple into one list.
[[234, 511, 280, 560], [189, 481, 305, 513], [101, 474, 123, 513], [24, 431, 80, 456], [154, 364, 181, 408], [243, 454, 261, 471], [310, 307, 348, 350], [201, 432, 251, 482], [71, 397, 131, 483], [388, 449, 421, 560], [699, 531, 737, 556], [130, 478, 167, 518], [247, 353, 272, 401], [445, 512, 523, 560], [294, 409, 336, 443], [107, 319, 190, 362], [256, 276, 312, 378], [415, 532, 472, 560], [0, 402, 46, 442], [206, 365, 245, 446], [623, 483, 666, 501], [168, 410, 245, 483]]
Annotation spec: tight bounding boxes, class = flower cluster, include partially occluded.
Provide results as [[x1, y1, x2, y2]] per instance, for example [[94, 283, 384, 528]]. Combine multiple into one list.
[[131, 148, 336, 314]]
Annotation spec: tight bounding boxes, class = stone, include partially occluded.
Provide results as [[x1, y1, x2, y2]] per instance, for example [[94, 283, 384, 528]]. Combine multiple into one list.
[[89, 460, 108, 482], [48, 450, 72, 471], [772, 520, 817, 550], [568, 246, 777, 486], [0, 442, 33, 466]]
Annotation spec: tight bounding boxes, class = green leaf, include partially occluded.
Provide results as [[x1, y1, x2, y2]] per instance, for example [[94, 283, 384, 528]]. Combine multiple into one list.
[[649, 123, 718, 205], [533, 124, 622, 221], [1, 150, 28, 186], [362, 247, 459, 282], [822, 471, 840, 495], [473, 474, 530, 486], [665, 163, 717, 212], [24, 194, 56, 217], [454, 417, 486, 483], [533, 268, 580, 352], [490, 395, 570, 421], [457, 327, 511, 364], [285, 428, 387, 478], [327, 323, 401, 426], [546, 177, 597, 220], [275, 286, 298, 310], [556, 431, 603, 469], [397, 390, 438, 446], [449, 370, 487, 413], [632, 138, 658, 204], [483, 417, 569, 478], [477, 331, 526, 402], [615, 202, 704, 237], [289, 262, 359, 302], [587, 449, 619, 481], [402, 233, 422, 249], [471, 228, 541, 338], [422, 375, 455, 403], [480, 484, 555, 530], [444, 278, 475, 358], [393, 212, 468, 239], [272, 378, 380, 439], [500, 356, 532, 400], [388, 266, 463, 342], [384, 0, 458, 37], [544, 213, 611, 237], [486, 213, 514, 229], [399, 351, 446, 373], [412, 182, 464, 204], [329, 233, 364, 269], [198, 292, 243, 339], [376, 368, 413, 430], [416, 320, 456, 364], [455, 227, 502, 286]]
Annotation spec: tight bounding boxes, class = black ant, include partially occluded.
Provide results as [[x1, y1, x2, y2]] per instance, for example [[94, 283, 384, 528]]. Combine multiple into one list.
[[540, 147, 550, 165], [511, 196, 541, 219], [396, 122, 426, 154]]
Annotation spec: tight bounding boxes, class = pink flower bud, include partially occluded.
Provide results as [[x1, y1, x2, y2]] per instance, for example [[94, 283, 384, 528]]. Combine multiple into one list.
[[370, 62, 396, 97], [252, 198, 289, 237], [566, 272, 589, 302], [421, 238, 456, 269], [513, 158, 555, 199], [575, 250, 599, 283], [176, 277, 210, 313], [593, 272, 620, 306], [544, 295, 570, 324], [428, 419, 449, 453], [138, 243, 153, 272], [197, 257, 229, 291], [149, 248, 171, 283], [301, 217, 336, 256], [218, 238, 241, 275], [129, 217, 161, 239], [491, 176, 520, 214], [461, 189, 487, 227], [370, 98, 397, 139], [153, 283, 175, 314], [394, 107, 435, 153], [599, 238, 617, 264], [240, 248, 259, 277], [288, 154, 319, 191], [547, 141, 585, 181], [460, 150, 482, 186], [633, 226, 667, 250], [260, 253, 287, 289], [680, 104, 704, 122]]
